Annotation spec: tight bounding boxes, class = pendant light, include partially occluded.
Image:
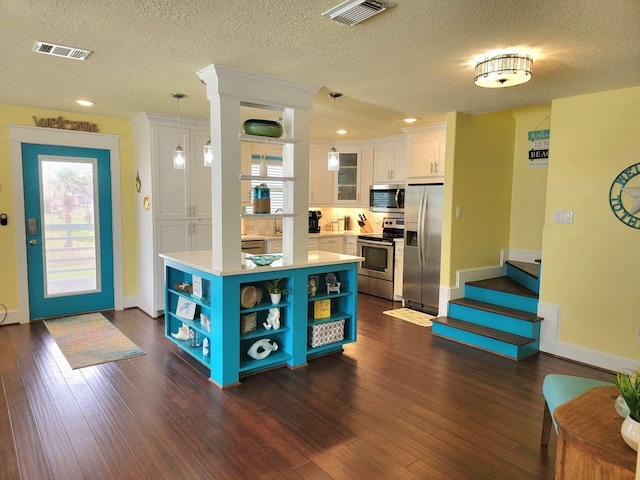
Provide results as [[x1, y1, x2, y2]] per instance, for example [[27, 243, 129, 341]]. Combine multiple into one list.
[[202, 82, 213, 167], [171, 93, 186, 169], [327, 92, 342, 171]]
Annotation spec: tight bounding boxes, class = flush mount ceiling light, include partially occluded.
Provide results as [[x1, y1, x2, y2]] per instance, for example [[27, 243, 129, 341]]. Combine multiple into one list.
[[328, 92, 343, 171], [336, 129, 349, 135], [322, 0, 396, 26], [76, 99, 94, 107], [474, 53, 533, 88], [171, 93, 186, 170], [403, 117, 418, 123], [33, 41, 92, 60]]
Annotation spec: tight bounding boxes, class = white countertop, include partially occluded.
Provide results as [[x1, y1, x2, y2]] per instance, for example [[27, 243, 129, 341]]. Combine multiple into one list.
[[160, 250, 363, 276], [241, 230, 362, 241]]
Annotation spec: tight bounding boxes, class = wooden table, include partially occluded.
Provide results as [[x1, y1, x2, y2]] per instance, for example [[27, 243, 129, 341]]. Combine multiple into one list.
[[554, 386, 636, 479]]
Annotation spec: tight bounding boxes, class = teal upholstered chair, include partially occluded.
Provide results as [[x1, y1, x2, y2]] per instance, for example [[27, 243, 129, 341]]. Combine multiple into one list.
[[541, 374, 612, 445]]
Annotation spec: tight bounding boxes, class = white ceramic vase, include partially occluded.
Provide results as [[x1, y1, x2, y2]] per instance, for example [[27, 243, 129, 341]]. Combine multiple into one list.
[[270, 293, 281, 305], [621, 415, 640, 451]]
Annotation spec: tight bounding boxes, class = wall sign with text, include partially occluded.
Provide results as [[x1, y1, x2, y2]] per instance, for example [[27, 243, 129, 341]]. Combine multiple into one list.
[[33, 115, 99, 133], [609, 163, 640, 229], [527, 129, 549, 168]]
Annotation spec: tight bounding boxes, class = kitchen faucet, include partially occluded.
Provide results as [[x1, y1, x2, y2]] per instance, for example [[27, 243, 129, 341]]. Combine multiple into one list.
[[274, 208, 283, 233]]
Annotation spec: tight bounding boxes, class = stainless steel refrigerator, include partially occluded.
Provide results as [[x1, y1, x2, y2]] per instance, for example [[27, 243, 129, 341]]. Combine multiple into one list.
[[403, 184, 443, 315]]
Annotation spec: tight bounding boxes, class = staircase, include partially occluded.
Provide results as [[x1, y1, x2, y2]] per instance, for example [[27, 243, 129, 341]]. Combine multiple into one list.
[[432, 260, 543, 360]]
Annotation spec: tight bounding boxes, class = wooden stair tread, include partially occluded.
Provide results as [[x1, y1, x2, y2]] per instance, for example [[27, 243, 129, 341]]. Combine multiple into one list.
[[505, 260, 539, 279], [432, 316, 535, 346], [449, 298, 543, 322], [467, 276, 538, 298]]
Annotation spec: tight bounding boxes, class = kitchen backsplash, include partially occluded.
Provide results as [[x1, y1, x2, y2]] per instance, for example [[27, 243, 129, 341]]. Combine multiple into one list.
[[242, 207, 385, 235]]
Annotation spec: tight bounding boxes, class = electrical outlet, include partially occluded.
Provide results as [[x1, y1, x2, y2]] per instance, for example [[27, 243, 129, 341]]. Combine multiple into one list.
[[553, 210, 574, 224], [456, 206, 462, 218], [637, 326, 640, 344]]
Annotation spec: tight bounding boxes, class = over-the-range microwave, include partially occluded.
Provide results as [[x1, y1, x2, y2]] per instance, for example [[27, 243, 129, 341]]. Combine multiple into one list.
[[369, 184, 405, 213]]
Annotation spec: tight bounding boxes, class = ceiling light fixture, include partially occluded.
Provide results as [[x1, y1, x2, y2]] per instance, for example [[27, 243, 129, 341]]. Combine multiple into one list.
[[328, 92, 343, 171], [336, 129, 348, 135], [474, 53, 533, 88], [171, 93, 186, 170], [76, 99, 94, 107], [403, 117, 418, 123]]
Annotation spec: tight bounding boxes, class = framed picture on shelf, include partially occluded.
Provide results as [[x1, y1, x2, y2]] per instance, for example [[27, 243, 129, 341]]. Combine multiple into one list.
[[176, 296, 196, 320]]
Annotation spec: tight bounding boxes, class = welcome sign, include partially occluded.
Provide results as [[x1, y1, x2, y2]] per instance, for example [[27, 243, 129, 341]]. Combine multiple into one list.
[[528, 129, 549, 168], [33, 115, 99, 133]]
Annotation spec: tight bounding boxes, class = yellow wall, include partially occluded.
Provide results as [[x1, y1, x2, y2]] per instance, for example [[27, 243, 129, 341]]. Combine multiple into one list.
[[509, 104, 551, 251], [0, 105, 136, 310], [442, 111, 515, 286], [540, 86, 640, 359]]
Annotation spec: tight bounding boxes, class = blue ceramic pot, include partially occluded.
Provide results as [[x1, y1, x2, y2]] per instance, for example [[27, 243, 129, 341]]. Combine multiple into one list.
[[243, 119, 283, 138]]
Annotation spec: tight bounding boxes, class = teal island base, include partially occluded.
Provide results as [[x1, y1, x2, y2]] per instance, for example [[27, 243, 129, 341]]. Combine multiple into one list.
[[160, 250, 361, 388]]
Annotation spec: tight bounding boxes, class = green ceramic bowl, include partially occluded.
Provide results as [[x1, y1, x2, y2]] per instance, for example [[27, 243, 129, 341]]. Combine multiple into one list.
[[247, 254, 282, 266], [243, 119, 283, 138]]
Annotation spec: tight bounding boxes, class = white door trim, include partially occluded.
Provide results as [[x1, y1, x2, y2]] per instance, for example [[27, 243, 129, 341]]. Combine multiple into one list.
[[9, 125, 124, 323]]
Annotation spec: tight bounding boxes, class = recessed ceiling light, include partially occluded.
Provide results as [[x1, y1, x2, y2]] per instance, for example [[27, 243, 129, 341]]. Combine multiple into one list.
[[336, 129, 349, 135], [76, 99, 95, 107], [403, 118, 418, 123]]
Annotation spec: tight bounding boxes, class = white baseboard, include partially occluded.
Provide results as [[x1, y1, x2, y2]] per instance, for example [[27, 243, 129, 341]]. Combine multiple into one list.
[[0, 309, 24, 325], [501, 249, 542, 264], [538, 301, 639, 372], [123, 296, 138, 309], [439, 264, 504, 316]]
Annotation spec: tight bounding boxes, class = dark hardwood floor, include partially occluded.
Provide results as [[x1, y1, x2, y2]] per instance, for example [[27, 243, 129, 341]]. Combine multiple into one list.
[[0, 294, 612, 479]]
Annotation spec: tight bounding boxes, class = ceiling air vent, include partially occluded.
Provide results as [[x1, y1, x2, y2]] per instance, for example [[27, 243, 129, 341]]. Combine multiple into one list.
[[32, 41, 92, 61], [322, 0, 396, 26]]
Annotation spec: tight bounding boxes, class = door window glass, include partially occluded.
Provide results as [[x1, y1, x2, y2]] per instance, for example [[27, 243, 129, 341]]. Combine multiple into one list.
[[40, 158, 100, 296]]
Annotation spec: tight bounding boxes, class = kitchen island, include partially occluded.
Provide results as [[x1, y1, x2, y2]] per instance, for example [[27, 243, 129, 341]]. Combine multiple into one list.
[[160, 250, 362, 388]]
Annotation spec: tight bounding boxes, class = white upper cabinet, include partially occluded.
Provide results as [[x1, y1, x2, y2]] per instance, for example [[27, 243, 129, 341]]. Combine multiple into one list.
[[403, 122, 446, 183], [152, 123, 212, 220], [372, 138, 407, 184], [333, 151, 361, 205]]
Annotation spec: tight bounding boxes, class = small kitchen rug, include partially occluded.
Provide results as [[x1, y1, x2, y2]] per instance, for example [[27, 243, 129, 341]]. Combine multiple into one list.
[[44, 312, 145, 369], [383, 308, 434, 327]]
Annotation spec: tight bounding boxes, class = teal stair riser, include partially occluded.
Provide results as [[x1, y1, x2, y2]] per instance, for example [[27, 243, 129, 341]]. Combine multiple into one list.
[[447, 303, 541, 338], [432, 323, 539, 360], [465, 285, 538, 314], [505, 264, 540, 294]]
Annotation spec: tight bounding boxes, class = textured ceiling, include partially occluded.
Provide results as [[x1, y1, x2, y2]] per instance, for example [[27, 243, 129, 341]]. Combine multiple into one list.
[[2, 0, 639, 139]]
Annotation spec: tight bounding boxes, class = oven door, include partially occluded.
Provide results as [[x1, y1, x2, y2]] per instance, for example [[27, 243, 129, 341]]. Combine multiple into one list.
[[357, 239, 394, 281]]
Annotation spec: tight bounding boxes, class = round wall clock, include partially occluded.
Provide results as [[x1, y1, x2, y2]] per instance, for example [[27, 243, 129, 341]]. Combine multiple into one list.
[[609, 163, 640, 229]]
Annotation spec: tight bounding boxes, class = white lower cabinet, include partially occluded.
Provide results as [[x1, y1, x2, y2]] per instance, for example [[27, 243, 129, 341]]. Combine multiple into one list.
[[308, 238, 319, 250], [394, 238, 404, 301], [343, 236, 357, 256], [319, 237, 344, 254], [266, 239, 283, 254]]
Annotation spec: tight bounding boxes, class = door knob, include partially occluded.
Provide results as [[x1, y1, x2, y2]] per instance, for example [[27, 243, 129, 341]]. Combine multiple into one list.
[[28, 239, 40, 245]]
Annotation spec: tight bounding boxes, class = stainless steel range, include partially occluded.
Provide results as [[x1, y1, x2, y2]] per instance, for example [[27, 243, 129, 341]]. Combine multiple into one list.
[[357, 217, 404, 300]]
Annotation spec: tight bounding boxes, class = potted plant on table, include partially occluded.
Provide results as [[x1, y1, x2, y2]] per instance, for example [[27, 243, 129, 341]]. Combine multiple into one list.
[[613, 369, 640, 451], [264, 278, 288, 305]]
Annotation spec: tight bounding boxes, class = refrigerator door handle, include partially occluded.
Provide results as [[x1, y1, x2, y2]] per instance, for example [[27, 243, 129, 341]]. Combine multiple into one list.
[[417, 190, 427, 266], [422, 192, 429, 262]]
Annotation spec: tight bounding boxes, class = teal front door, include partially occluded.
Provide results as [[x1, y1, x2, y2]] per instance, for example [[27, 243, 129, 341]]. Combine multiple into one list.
[[22, 144, 114, 320]]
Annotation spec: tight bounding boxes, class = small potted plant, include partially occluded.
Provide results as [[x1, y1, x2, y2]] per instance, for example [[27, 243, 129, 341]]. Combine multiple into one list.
[[613, 369, 640, 451], [264, 278, 288, 304]]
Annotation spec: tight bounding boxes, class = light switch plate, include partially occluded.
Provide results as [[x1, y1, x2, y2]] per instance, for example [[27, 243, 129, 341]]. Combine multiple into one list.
[[553, 210, 574, 224]]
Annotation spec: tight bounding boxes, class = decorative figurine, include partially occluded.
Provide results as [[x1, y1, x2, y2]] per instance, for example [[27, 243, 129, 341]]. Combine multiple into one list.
[[263, 307, 280, 330], [247, 338, 278, 360], [308, 276, 318, 296], [325, 272, 341, 294]]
